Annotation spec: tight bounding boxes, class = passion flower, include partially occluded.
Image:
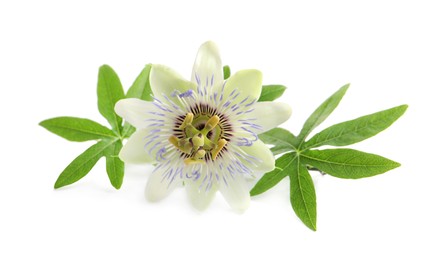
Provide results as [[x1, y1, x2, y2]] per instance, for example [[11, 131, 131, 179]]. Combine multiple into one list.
[[115, 41, 291, 211]]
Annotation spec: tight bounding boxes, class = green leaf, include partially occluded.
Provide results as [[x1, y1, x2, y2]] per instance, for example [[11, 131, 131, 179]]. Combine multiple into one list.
[[126, 64, 153, 100], [122, 64, 153, 137], [54, 140, 115, 189], [97, 65, 125, 135], [289, 157, 317, 231], [39, 117, 115, 142], [295, 84, 349, 146], [301, 149, 401, 179], [303, 105, 408, 149], [250, 152, 295, 196], [223, 65, 231, 79], [258, 85, 287, 102], [105, 140, 124, 189], [258, 128, 298, 155]]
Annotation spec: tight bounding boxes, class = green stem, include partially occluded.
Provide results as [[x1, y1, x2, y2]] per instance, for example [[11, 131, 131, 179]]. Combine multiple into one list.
[[306, 165, 326, 175]]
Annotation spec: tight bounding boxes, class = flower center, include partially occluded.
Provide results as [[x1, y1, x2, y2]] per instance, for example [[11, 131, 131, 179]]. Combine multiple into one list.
[[169, 110, 229, 165]]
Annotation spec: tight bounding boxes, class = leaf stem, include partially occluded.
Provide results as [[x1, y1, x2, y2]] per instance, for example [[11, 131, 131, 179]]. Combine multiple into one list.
[[306, 165, 326, 175]]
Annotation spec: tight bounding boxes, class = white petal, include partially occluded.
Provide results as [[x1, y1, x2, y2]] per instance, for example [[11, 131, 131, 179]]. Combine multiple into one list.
[[150, 64, 197, 98], [191, 41, 223, 87], [219, 175, 250, 212], [119, 129, 155, 164], [238, 139, 275, 173], [185, 178, 218, 211], [145, 170, 181, 202], [247, 102, 292, 134], [223, 69, 262, 103], [115, 98, 157, 128]]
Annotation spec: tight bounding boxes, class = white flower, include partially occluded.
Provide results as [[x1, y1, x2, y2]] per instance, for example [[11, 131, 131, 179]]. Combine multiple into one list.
[[115, 41, 291, 211]]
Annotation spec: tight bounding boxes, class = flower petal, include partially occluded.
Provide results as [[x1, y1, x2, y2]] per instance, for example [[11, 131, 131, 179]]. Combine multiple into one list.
[[219, 175, 250, 212], [222, 69, 263, 103], [238, 139, 275, 173], [247, 102, 292, 134], [119, 129, 156, 164], [150, 64, 197, 98], [191, 41, 223, 87], [185, 177, 218, 211], [115, 98, 158, 128], [145, 170, 180, 202]]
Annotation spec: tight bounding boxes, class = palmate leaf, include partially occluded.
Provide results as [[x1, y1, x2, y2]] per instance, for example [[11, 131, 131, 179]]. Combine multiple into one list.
[[250, 152, 296, 196], [289, 156, 317, 231], [125, 64, 153, 101], [303, 105, 408, 149], [252, 83, 406, 231], [105, 140, 124, 189], [258, 128, 298, 155], [295, 84, 349, 146], [42, 64, 155, 190], [39, 117, 115, 142], [251, 153, 317, 230], [301, 149, 400, 179], [54, 140, 116, 189], [97, 65, 125, 136]]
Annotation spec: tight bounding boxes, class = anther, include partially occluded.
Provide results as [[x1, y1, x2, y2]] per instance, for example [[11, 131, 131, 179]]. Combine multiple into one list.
[[181, 142, 193, 154], [194, 149, 206, 159], [169, 136, 192, 154], [168, 136, 179, 147], [179, 113, 194, 130], [203, 115, 220, 132], [211, 139, 227, 159]]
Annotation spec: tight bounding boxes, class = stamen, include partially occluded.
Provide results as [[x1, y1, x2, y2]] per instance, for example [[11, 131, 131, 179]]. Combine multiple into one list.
[[168, 135, 179, 147], [179, 113, 194, 130], [211, 139, 227, 159], [169, 136, 192, 154], [194, 149, 206, 159], [203, 115, 220, 133]]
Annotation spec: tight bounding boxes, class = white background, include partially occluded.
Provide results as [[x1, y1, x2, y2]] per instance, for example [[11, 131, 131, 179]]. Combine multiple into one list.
[[1, 0, 441, 259]]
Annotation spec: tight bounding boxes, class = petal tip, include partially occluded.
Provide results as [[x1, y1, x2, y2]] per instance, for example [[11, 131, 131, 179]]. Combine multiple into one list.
[[114, 98, 139, 121], [231, 69, 263, 88], [190, 200, 211, 211], [191, 41, 224, 87], [185, 179, 218, 211], [118, 130, 157, 164], [145, 189, 159, 202], [224, 69, 263, 100], [149, 64, 171, 78], [231, 197, 250, 213], [199, 40, 220, 54], [219, 177, 251, 212], [279, 102, 293, 122], [114, 99, 125, 118], [260, 150, 276, 173], [236, 69, 263, 80], [144, 183, 164, 202], [150, 64, 197, 97]]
